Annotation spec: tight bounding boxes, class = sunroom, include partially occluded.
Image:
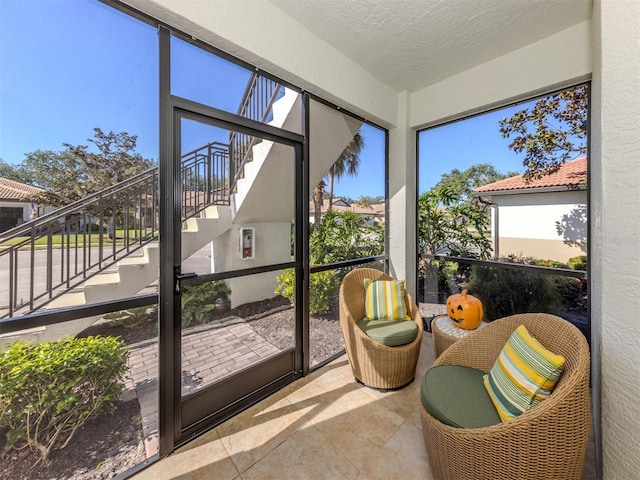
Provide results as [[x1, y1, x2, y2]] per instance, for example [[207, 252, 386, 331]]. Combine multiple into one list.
[[0, 0, 638, 479]]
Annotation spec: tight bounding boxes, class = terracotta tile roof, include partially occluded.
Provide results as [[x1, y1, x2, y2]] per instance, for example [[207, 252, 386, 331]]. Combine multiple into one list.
[[474, 157, 587, 194], [0, 177, 44, 201]]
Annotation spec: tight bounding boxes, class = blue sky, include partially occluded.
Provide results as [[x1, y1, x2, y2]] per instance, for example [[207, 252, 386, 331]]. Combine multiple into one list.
[[1, 0, 531, 200]]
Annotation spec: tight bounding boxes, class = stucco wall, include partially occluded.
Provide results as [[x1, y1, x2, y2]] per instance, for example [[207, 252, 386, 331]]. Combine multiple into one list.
[[498, 237, 586, 264], [492, 190, 587, 261], [592, 1, 640, 478]]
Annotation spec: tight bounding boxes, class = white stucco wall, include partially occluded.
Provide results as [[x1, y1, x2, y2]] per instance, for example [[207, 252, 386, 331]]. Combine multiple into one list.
[[592, 1, 640, 478], [492, 190, 587, 240]]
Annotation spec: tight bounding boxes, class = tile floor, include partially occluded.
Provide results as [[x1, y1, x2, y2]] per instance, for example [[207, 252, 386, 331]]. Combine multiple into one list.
[[131, 333, 598, 480]]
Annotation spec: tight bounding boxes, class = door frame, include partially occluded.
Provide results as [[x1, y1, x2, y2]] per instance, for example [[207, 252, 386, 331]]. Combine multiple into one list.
[[159, 92, 306, 453]]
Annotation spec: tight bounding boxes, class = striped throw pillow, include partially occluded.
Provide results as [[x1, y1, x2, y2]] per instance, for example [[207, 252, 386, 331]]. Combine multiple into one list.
[[363, 278, 408, 321], [483, 324, 565, 422]]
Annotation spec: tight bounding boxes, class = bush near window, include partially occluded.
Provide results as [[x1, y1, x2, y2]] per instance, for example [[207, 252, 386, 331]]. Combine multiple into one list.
[[529, 256, 587, 306], [275, 268, 339, 315], [0, 336, 129, 464], [466, 255, 587, 321], [309, 210, 384, 266], [466, 257, 561, 321], [181, 280, 231, 328]]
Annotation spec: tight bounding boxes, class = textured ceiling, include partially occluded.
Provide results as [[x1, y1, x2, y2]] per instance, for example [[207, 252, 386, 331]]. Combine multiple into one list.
[[269, 0, 592, 92]]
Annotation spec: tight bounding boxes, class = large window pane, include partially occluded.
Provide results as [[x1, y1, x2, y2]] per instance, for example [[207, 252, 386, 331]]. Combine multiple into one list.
[[0, 1, 160, 475], [417, 85, 589, 339], [171, 36, 302, 134]]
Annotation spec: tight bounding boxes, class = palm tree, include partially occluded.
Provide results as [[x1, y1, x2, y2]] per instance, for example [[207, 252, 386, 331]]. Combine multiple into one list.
[[312, 131, 365, 225], [327, 132, 365, 210], [312, 179, 325, 226]]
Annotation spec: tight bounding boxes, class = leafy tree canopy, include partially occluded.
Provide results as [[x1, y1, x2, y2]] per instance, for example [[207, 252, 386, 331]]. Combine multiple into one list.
[[418, 185, 491, 259], [434, 163, 518, 203], [0, 159, 29, 183], [19, 128, 155, 207], [499, 84, 588, 182], [310, 210, 383, 265]]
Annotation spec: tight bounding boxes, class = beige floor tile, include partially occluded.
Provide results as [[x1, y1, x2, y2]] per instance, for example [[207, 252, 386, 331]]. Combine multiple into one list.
[[216, 394, 309, 473], [360, 422, 433, 480], [239, 425, 360, 480], [131, 339, 596, 480], [132, 433, 238, 480], [310, 396, 405, 470], [374, 378, 425, 429]]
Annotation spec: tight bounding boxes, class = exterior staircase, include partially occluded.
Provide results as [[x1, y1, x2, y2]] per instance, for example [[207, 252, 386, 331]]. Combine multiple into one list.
[[1, 77, 361, 344]]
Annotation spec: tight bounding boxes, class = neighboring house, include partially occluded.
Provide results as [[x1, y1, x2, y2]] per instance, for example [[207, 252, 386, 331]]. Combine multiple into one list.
[[308, 198, 385, 225], [0, 177, 48, 233], [474, 157, 587, 263]]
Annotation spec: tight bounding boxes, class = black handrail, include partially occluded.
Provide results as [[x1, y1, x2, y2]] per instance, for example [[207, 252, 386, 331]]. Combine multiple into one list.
[[229, 73, 283, 193], [0, 71, 285, 319], [0, 141, 229, 318]]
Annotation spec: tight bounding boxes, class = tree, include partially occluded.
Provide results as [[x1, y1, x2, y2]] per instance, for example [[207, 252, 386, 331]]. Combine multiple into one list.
[[326, 132, 365, 210], [434, 163, 518, 204], [0, 159, 28, 183], [310, 209, 383, 265], [417, 185, 491, 259], [312, 179, 326, 227], [499, 85, 588, 182], [20, 128, 154, 207], [312, 132, 365, 226], [355, 195, 375, 208]]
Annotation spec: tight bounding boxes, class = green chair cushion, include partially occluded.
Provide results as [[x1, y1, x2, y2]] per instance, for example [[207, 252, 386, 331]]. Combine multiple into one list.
[[421, 365, 501, 428], [356, 317, 418, 347]]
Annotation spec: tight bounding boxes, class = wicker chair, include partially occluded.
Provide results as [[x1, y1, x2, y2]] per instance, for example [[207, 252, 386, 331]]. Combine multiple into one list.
[[339, 268, 423, 390], [421, 313, 591, 480]]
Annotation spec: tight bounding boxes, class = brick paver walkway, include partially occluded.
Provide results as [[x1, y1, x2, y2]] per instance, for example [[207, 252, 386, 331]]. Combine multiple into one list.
[[124, 316, 281, 457]]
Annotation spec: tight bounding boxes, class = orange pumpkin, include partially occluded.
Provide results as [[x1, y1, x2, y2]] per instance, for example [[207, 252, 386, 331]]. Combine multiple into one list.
[[446, 290, 483, 330]]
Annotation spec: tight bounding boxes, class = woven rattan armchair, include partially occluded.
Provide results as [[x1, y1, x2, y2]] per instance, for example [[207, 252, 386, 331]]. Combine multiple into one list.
[[339, 268, 423, 390], [421, 313, 591, 480]]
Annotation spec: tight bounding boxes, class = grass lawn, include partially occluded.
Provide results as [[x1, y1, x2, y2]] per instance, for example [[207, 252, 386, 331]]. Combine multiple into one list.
[[0, 230, 157, 250]]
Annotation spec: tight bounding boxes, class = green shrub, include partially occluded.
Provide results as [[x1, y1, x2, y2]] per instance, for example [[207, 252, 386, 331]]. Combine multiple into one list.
[[466, 260, 561, 321], [181, 280, 231, 328], [309, 210, 384, 266], [275, 268, 338, 314], [567, 255, 587, 271], [553, 275, 585, 306], [0, 336, 129, 464], [103, 304, 157, 328]]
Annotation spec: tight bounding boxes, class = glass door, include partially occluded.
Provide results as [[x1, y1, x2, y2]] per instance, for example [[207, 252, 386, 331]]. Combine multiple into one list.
[[170, 103, 304, 442]]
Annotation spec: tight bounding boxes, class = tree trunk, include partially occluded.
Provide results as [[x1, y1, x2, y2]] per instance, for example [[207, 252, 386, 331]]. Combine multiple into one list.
[[313, 181, 325, 226], [328, 168, 335, 211]]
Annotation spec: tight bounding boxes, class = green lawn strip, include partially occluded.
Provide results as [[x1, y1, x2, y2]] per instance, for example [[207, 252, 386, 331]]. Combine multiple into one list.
[[0, 231, 157, 250]]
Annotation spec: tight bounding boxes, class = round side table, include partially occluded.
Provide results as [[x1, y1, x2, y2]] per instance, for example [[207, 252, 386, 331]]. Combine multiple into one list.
[[431, 314, 487, 357]]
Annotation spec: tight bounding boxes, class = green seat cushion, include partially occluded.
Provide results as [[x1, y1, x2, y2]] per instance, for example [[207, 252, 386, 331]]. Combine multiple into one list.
[[421, 365, 501, 428], [356, 317, 418, 347]]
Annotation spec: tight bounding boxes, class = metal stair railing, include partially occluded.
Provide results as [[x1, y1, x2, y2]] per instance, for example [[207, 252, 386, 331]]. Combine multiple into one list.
[[0, 141, 229, 319], [0, 69, 284, 319], [229, 73, 283, 193]]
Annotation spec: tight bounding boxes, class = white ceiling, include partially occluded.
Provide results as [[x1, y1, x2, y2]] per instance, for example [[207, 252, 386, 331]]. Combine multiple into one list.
[[269, 0, 592, 92]]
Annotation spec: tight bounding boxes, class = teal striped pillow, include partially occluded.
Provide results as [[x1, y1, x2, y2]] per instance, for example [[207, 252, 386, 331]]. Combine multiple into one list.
[[363, 278, 408, 321], [483, 325, 565, 422]]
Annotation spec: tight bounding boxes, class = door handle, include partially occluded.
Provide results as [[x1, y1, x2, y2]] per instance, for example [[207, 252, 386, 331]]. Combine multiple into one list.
[[174, 270, 197, 294]]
